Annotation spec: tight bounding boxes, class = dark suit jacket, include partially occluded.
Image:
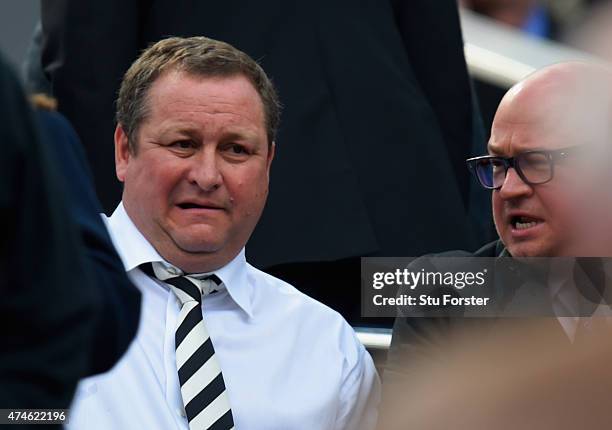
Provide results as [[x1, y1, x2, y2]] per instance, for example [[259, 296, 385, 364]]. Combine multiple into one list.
[[0, 54, 139, 418], [383, 239, 569, 366], [41, 0, 490, 268], [35, 109, 141, 376], [0, 55, 95, 415]]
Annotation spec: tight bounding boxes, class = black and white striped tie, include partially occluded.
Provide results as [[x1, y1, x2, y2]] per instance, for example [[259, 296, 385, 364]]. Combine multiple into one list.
[[141, 262, 234, 430]]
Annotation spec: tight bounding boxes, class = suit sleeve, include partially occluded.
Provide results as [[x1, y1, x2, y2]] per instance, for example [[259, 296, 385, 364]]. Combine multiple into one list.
[[36, 110, 141, 376], [0, 56, 97, 416]]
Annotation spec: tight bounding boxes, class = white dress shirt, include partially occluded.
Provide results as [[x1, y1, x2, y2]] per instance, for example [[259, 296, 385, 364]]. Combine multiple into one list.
[[67, 203, 380, 430]]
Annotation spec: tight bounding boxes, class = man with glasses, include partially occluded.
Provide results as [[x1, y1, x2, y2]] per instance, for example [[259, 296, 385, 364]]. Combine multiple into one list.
[[379, 62, 612, 428], [465, 62, 612, 258]]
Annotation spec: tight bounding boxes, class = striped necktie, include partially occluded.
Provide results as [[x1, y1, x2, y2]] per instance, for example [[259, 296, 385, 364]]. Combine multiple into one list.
[[141, 262, 234, 430]]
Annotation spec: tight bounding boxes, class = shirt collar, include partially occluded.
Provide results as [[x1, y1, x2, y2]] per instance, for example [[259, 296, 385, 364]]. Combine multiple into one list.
[[548, 258, 575, 299], [106, 202, 254, 318]]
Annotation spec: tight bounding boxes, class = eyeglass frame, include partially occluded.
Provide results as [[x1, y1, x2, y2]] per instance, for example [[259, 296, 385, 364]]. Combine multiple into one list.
[[466, 145, 584, 190]]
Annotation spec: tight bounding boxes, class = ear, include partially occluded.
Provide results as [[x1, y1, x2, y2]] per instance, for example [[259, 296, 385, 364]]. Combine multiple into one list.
[[266, 142, 275, 177], [115, 124, 131, 182]]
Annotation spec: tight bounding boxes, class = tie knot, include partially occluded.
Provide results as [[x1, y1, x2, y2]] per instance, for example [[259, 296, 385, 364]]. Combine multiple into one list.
[[140, 262, 222, 304]]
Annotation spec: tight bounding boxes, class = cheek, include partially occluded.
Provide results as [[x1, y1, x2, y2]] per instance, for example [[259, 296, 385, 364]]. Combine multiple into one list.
[[536, 187, 575, 231], [547, 169, 589, 221], [225, 167, 269, 212], [126, 158, 183, 204], [492, 193, 506, 230]]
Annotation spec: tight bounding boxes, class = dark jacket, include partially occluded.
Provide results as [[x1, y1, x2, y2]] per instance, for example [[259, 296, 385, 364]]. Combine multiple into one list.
[[0, 55, 94, 415], [0, 54, 139, 418], [35, 109, 141, 376], [41, 0, 490, 268]]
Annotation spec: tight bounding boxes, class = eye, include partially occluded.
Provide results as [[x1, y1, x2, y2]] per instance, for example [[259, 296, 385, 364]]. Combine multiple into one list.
[[226, 143, 249, 155], [172, 140, 195, 149], [231, 144, 246, 154], [220, 141, 254, 161]]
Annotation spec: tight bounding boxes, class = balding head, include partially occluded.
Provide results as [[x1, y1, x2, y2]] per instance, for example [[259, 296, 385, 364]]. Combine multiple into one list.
[[486, 62, 612, 257], [491, 62, 612, 157]]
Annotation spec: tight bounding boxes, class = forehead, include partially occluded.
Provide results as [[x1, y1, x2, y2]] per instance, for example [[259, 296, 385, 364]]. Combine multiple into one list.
[[488, 95, 591, 156], [488, 73, 612, 156], [144, 71, 265, 132]]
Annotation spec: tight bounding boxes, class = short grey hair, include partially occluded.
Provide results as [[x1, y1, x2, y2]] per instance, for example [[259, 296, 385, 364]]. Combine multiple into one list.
[[116, 36, 281, 153]]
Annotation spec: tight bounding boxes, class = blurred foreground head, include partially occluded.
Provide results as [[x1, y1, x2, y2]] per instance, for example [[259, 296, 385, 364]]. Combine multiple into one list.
[[379, 318, 612, 430], [470, 62, 612, 257]]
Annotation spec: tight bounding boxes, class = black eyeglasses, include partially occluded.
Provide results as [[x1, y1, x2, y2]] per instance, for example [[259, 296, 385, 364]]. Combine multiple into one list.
[[466, 146, 582, 190]]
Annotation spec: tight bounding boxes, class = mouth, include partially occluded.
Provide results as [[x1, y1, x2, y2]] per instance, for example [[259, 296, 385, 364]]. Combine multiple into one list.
[[176, 202, 224, 211], [509, 214, 544, 232], [512, 216, 540, 230]]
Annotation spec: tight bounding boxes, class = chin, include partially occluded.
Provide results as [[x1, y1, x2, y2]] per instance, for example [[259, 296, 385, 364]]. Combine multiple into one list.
[[172, 233, 226, 254], [507, 241, 557, 258], [181, 242, 224, 254]]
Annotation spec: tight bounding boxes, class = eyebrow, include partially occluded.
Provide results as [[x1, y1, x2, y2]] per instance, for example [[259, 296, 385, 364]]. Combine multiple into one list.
[[156, 122, 261, 143], [487, 145, 553, 157], [156, 123, 202, 139], [487, 142, 503, 156], [487, 147, 500, 156], [221, 130, 260, 142]]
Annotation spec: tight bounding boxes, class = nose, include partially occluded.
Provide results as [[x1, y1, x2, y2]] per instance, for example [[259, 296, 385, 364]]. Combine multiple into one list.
[[187, 148, 223, 192], [498, 167, 533, 200]]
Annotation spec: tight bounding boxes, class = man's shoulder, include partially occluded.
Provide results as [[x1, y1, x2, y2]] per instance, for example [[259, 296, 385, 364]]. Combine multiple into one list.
[[472, 239, 506, 257], [430, 239, 505, 258], [247, 263, 348, 319], [408, 239, 505, 269], [246, 264, 364, 351]]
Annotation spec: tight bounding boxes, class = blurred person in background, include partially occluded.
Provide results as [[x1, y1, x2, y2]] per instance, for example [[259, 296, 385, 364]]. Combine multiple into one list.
[[563, 0, 612, 63], [0, 51, 139, 425], [40, 0, 489, 325], [460, 0, 560, 38], [380, 61, 612, 427], [460, 0, 611, 41], [23, 22, 51, 96]]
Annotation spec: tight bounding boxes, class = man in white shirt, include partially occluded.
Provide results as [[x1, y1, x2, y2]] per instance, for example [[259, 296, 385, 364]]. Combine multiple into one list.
[[68, 36, 379, 430]]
